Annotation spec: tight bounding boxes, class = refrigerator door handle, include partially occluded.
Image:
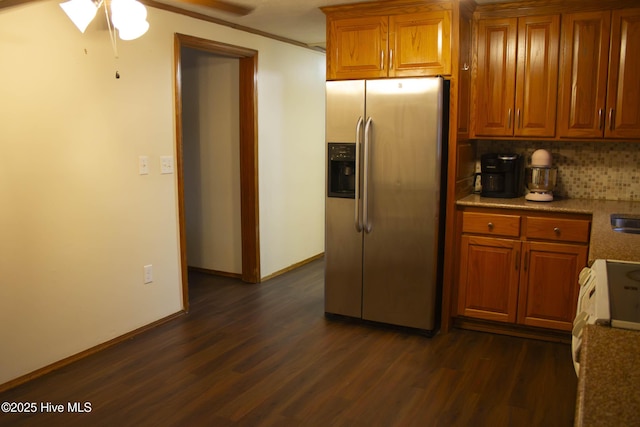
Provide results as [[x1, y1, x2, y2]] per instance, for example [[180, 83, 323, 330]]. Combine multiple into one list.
[[354, 116, 364, 232], [363, 116, 373, 233]]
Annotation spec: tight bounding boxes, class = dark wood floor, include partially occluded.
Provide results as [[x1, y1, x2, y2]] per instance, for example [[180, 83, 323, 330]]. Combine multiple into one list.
[[0, 259, 577, 426]]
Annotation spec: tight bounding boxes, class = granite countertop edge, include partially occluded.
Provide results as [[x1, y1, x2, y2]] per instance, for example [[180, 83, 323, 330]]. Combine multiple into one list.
[[456, 194, 640, 262], [575, 325, 640, 427]]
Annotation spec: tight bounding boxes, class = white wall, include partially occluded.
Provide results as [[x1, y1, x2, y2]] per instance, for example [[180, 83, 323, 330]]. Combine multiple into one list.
[[0, 2, 325, 385], [258, 49, 327, 274], [181, 51, 242, 274]]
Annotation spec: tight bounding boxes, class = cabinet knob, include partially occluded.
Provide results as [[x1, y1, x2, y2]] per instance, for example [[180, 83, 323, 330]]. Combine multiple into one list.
[[488, 222, 494, 230], [554, 227, 560, 234]]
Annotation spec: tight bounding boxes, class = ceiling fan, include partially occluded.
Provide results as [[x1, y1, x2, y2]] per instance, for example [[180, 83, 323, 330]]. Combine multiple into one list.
[[0, 0, 255, 16]]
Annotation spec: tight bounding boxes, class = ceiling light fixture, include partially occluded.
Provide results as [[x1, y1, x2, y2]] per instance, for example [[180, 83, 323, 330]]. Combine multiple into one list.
[[110, 0, 149, 40], [59, 0, 150, 40]]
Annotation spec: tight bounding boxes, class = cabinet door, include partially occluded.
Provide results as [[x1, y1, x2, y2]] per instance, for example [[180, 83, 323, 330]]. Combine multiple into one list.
[[518, 242, 587, 331], [474, 18, 517, 136], [457, 11, 472, 137], [458, 235, 520, 323], [328, 16, 388, 80], [514, 15, 559, 137], [557, 11, 611, 138], [389, 11, 451, 77], [606, 8, 640, 139]]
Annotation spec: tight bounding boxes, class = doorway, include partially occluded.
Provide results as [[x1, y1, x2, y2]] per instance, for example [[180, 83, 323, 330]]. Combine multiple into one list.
[[174, 33, 260, 312]]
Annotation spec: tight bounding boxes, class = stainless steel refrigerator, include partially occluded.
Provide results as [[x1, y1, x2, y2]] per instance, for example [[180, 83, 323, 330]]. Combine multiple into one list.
[[324, 77, 447, 332]]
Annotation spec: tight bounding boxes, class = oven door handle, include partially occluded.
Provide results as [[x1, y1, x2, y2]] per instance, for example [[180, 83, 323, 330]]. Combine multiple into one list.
[[575, 269, 593, 315], [571, 334, 581, 377], [572, 310, 589, 377], [572, 311, 588, 337]]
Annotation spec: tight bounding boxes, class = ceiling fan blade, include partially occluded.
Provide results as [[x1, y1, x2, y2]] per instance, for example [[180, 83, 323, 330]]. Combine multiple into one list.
[[0, 0, 42, 10], [178, 0, 254, 16]]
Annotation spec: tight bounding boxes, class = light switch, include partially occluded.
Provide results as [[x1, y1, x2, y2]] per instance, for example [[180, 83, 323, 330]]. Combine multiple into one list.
[[144, 264, 153, 284], [160, 156, 174, 174], [139, 156, 149, 175]]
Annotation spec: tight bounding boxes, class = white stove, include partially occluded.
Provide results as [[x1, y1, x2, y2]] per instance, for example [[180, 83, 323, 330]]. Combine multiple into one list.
[[572, 259, 640, 375]]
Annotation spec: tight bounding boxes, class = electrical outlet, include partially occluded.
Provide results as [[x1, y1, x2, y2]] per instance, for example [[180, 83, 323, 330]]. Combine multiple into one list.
[[160, 156, 174, 174], [139, 156, 149, 175], [144, 265, 153, 284]]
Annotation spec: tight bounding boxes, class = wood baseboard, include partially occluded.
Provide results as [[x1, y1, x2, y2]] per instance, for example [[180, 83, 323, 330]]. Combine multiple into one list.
[[0, 311, 186, 393], [453, 316, 571, 344], [261, 253, 324, 282], [187, 266, 242, 279]]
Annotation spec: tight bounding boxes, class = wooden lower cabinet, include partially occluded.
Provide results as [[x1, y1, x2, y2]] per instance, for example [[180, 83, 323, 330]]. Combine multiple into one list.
[[457, 209, 590, 333], [518, 241, 588, 331], [458, 235, 520, 323]]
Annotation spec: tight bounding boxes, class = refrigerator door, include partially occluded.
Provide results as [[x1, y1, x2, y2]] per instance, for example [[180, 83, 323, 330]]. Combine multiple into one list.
[[325, 80, 365, 318], [361, 78, 443, 330]]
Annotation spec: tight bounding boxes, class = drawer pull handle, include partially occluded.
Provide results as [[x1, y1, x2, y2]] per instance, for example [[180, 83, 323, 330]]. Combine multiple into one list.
[[487, 222, 494, 230], [553, 227, 560, 235]]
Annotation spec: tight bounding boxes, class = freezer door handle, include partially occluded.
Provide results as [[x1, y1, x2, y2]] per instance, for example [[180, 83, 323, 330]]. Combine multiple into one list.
[[363, 116, 373, 233], [354, 116, 364, 232]]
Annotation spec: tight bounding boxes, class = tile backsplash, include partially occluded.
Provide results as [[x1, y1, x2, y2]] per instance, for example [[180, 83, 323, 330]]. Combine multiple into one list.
[[476, 140, 640, 201]]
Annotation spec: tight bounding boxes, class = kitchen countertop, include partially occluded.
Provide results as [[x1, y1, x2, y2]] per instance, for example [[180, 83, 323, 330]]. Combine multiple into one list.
[[574, 325, 640, 427], [457, 194, 640, 262]]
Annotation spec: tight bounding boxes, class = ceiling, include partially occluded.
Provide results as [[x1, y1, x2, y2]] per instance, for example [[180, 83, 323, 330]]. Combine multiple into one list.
[[152, 0, 370, 49], [152, 0, 508, 50], [0, 0, 510, 50]]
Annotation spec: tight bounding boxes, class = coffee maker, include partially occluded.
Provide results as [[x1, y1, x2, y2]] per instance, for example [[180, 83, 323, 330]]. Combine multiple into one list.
[[480, 153, 524, 198]]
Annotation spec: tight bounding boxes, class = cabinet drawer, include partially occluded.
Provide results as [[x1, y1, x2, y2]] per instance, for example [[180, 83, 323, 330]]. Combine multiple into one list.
[[462, 212, 521, 237], [525, 217, 590, 243]]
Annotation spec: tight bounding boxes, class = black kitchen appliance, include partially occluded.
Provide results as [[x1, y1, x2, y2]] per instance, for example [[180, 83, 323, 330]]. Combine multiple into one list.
[[328, 143, 356, 198], [480, 153, 524, 198]]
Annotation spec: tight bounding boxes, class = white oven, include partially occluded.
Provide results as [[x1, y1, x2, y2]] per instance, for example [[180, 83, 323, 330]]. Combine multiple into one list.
[[572, 259, 640, 376]]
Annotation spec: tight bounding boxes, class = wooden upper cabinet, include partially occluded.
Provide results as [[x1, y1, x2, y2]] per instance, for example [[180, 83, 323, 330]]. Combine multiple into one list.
[[557, 11, 612, 138], [558, 7, 640, 139], [389, 11, 451, 77], [475, 15, 560, 137], [328, 16, 389, 80], [515, 15, 560, 137], [474, 15, 559, 137], [474, 18, 517, 137], [606, 8, 640, 139], [326, 10, 451, 80]]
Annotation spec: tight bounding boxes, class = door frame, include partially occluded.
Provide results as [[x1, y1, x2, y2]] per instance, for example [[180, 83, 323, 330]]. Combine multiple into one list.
[[174, 33, 260, 311]]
